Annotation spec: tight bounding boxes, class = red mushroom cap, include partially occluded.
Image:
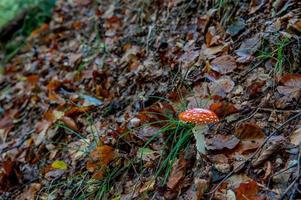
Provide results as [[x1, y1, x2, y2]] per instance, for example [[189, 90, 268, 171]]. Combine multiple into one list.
[[178, 108, 219, 124]]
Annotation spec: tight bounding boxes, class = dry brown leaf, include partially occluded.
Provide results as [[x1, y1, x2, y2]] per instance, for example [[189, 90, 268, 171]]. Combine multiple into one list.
[[235, 180, 263, 200], [206, 134, 240, 151], [209, 76, 235, 98], [26, 75, 39, 85], [210, 102, 239, 118], [166, 155, 186, 190], [86, 145, 116, 177], [252, 136, 286, 167], [230, 123, 266, 159], [211, 55, 237, 74], [16, 183, 41, 200], [60, 116, 79, 132], [235, 34, 261, 62], [290, 128, 301, 146], [206, 26, 222, 47], [277, 74, 301, 95], [184, 178, 208, 200], [0, 115, 13, 129]]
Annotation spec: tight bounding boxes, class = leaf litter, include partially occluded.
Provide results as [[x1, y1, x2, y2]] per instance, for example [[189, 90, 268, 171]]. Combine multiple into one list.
[[0, 0, 301, 199]]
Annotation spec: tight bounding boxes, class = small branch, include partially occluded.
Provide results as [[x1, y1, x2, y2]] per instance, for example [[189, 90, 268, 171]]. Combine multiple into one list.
[[251, 107, 301, 113]]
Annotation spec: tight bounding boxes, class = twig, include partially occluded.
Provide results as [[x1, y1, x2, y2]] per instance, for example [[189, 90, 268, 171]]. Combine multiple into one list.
[[279, 145, 301, 200], [208, 112, 301, 199], [251, 107, 301, 113]]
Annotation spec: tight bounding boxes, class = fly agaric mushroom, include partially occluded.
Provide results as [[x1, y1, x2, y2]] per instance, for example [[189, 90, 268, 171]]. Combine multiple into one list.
[[178, 108, 219, 154]]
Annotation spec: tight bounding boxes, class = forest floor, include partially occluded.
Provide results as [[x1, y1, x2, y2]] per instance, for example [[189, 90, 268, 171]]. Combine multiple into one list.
[[0, 0, 301, 199]]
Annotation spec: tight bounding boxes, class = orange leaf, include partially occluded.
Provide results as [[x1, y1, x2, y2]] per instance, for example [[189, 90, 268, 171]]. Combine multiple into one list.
[[30, 23, 49, 37], [279, 74, 301, 86], [65, 106, 92, 117], [235, 181, 263, 200], [61, 116, 79, 132], [47, 79, 61, 92], [92, 171, 104, 180], [210, 102, 238, 118], [90, 145, 115, 166], [26, 75, 39, 85]]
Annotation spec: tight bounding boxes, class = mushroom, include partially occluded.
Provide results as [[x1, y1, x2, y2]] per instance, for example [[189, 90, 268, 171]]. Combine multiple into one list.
[[178, 108, 219, 154]]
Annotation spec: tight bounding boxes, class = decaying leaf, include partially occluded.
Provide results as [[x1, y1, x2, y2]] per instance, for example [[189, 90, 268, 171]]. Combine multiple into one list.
[[235, 180, 263, 200], [277, 74, 301, 96], [86, 145, 116, 179], [290, 128, 301, 146], [184, 178, 208, 200], [16, 183, 41, 200], [167, 155, 186, 190], [137, 147, 159, 162], [60, 116, 79, 132], [210, 102, 239, 118], [209, 76, 235, 98], [252, 136, 286, 167], [211, 55, 237, 74], [235, 34, 261, 62], [206, 134, 240, 151], [224, 123, 266, 162], [226, 17, 245, 36], [139, 179, 155, 193]]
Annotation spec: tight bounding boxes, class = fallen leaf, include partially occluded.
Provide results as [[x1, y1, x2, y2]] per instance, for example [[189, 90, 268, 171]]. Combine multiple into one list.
[[211, 55, 237, 74], [136, 126, 161, 142], [227, 175, 255, 191], [210, 102, 239, 118], [16, 183, 41, 200], [184, 178, 208, 200], [60, 116, 79, 132], [139, 179, 155, 193], [167, 155, 186, 190], [277, 74, 301, 96], [51, 160, 68, 170], [202, 43, 230, 59], [90, 145, 115, 165], [137, 148, 159, 162], [234, 123, 265, 139], [206, 134, 240, 151], [206, 26, 222, 47], [209, 76, 235, 98], [232, 123, 266, 157], [65, 106, 92, 117], [226, 17, 245, 36], [288, 18, 301, 32], [0, 115, 13, 129], [86, 145, 115, 175], [290, 128, 301, 146], [235, 34, 261, 62], [235, 180, 262, 200], [179, 50, 200, 63], [26, 75, 39, 85]]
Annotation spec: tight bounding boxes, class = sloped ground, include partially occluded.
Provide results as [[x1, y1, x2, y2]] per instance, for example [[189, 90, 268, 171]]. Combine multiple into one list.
[[0, 0, 301, 199]]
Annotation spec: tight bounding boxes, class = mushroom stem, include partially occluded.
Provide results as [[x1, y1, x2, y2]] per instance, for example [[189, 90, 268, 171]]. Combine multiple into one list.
[[192, 125, 208, 155]]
